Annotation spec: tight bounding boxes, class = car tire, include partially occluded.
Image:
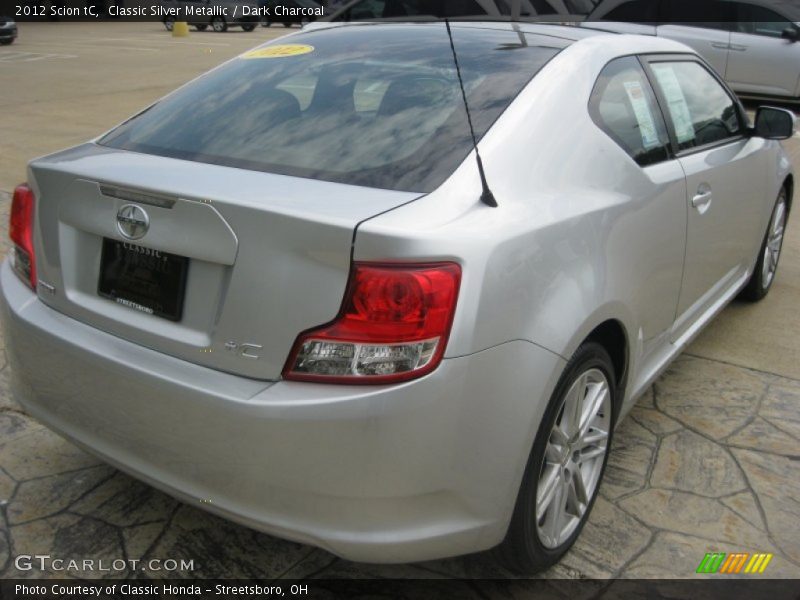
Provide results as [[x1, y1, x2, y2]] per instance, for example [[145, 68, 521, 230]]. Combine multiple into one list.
[[739, 187, 789, 302], [283, 22, 292, 27], [163, 16, 175, 31], [0, 39, 14, 45], [211, 16, 227, 32], [261, 16, 270, 27], [497, 342, 616, 574], [194, 24, 208, 31], [242, 24, 256, 32]]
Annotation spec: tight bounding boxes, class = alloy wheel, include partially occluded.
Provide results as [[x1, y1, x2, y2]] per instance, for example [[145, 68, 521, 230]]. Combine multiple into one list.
[[535, 368, 611, 549], [761, 194, 787, 290]]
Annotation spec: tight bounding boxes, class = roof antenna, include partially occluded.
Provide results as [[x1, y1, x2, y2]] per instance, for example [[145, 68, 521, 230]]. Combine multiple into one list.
[[444, 19, 498, 208]]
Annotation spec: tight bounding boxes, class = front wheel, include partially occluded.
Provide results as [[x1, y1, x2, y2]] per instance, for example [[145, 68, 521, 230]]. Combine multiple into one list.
[[194, 23, 208, 31], [163, 16, 175, 31], [211, 16, 227, 32], [242, 23, 256, 32], [739, 187, 789, 302], [498, 342, 616, 574]]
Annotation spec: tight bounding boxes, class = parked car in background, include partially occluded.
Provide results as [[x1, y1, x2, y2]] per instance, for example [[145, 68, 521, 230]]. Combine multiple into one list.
[[160, 0, 260, 31], [1, 22, 794, 573], [325, 0, 596, 21], [259, 0, 323, 27], [0, 15, 17, 44], [586, 0, 800, 102]]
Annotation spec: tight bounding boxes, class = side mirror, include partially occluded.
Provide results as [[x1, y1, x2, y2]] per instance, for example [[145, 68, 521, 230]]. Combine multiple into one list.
[[754, 106, 796, 140], [782, 27, 799, 42]]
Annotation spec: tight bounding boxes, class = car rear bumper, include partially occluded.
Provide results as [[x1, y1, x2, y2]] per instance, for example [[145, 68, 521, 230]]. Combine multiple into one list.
[[0, 260, 563, 563]]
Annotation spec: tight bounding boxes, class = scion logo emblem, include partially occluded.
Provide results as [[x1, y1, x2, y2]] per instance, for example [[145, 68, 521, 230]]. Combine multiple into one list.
[[116, 204, 150, 240]]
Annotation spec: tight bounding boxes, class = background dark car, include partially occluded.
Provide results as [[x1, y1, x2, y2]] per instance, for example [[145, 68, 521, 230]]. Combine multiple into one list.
[[325, 0, 596, 22], [0, 16, 18, 44], [259, 0, 324, 26]]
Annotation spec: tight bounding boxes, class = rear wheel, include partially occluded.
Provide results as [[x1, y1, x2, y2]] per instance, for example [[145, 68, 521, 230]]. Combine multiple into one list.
[[242, 23, 256, 32], [498, 342, 616, 574], [211, 16, 227, 32], [261, 16, 270, 26], [283, 22, 292, 27], [739, 187, 788, 302], [163, 16, 175, 31], [194, 23, 208, 31]]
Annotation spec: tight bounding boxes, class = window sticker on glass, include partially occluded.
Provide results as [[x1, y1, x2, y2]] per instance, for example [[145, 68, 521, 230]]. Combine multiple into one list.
[[623, 80, 660, 150], [652, 64, 695, 144]]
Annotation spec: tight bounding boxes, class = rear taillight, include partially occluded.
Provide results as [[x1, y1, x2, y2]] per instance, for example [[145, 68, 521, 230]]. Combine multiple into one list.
[[9, 183, 36, 290], [283, 262, 461, 384]]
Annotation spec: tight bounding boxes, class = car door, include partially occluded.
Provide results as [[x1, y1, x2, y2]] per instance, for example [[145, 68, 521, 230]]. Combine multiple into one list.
[[588, 56, 687, 346], [643, 56, 768, 340], [656, 0, 734, 76], [726, 2, 800, 98]]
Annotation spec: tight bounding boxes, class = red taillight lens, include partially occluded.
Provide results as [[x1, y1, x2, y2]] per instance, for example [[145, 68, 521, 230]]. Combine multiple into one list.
[[283, 262, 461, 384], [9, 183, 36, 290]]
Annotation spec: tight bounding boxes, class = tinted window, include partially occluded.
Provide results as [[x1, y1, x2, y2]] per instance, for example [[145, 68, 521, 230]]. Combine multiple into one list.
[[603, 0, 660, 22], [344, 0, 484, 19], [497, 0, 559, 15], [650, 61, 741, 151], [662, 0, 734, 28], [589, 56, 671, 166], [734, 3, 794, 37], [100, 26, 560, 193], [663, 0, 732, 21]]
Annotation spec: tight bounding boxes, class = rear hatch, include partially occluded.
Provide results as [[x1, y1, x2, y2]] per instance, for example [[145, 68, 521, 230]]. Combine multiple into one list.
[[29, 143, 420, 380]]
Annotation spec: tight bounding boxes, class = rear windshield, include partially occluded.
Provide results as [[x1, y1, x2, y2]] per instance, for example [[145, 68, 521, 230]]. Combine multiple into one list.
[[100, 24, 561, 192]]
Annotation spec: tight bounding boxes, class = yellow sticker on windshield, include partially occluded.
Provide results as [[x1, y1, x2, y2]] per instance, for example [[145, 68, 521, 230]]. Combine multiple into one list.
[[241, 45, 314, 59]]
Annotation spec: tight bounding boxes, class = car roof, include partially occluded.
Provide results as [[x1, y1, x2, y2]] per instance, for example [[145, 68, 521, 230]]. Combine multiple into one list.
[[303, 20, 692, 55], [303, 20, 608, 47]]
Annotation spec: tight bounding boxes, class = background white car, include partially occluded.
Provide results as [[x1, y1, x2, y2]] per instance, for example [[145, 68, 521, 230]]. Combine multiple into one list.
[[587, 0, 800, 102]]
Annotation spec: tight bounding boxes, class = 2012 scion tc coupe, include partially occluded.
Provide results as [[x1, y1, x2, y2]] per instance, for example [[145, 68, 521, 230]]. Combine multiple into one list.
[[1, 21, 795, 572]]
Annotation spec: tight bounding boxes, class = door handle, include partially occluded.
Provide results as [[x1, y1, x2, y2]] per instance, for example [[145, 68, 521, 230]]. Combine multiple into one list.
[[692, 187, 713, 213], [711, 42, 730, 49], [729, 44, 748, 52]]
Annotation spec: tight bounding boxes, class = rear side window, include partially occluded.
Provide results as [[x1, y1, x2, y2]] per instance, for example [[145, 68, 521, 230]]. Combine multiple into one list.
[[100, 26, 560, 193], [734, 3, 795, 37], [342, 0, 485, 19], [650, 61, 742, 151], [661, 0, 734, 29], [497, 0, 559, 16], [589, 56, 671, 167]]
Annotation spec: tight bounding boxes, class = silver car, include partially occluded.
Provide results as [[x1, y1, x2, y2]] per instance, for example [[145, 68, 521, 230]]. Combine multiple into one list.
[[0, 22, 795, 572], [587, 0, 800, 102]]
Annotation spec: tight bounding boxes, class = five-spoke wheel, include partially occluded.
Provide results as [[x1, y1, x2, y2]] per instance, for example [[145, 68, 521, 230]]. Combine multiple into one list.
[[499, 342, 616, 573]]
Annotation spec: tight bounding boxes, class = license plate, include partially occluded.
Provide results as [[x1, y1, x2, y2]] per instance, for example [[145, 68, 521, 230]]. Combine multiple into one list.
[[98, 238, 189, 322]]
